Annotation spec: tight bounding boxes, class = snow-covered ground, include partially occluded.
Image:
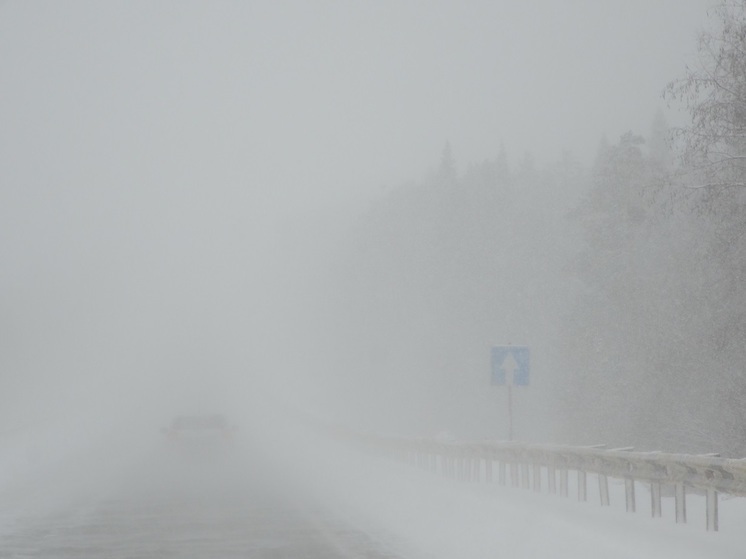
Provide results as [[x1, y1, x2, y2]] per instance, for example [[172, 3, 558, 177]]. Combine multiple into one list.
[[271, 429, 746, 559], [2, 416, 745, 558]]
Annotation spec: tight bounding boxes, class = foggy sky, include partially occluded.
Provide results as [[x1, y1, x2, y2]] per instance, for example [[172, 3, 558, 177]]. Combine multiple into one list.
[[0, 1, 712, 424], [2, 1, 708, 203]]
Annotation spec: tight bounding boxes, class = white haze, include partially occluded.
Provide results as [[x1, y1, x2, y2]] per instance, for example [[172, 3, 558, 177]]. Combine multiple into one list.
[[0, 0, 724, 555]]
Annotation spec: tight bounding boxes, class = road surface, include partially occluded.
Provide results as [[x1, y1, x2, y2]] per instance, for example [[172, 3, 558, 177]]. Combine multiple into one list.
[[4, 426, 746, 559], [0, 442, 400, 559]]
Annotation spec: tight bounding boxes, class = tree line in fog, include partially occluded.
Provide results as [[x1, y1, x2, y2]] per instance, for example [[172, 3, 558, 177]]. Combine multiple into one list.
[[322, 2, 746, 456]]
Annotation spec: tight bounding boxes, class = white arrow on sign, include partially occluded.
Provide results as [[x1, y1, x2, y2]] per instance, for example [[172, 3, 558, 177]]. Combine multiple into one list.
[[503, 351, 519, 385]]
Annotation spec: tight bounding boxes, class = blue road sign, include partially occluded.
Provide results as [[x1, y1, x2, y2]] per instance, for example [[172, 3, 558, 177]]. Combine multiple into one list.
[[491, 346, 530, 386]]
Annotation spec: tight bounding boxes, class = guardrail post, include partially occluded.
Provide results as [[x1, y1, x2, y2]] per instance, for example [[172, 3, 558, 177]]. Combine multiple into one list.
[[650, 483, 662, 518], [560, 467, 568, 497], [358, 434, 738, 534], [624, 478, 636, 513], [706, 489, 718, 532], [578, 470, 587, 501], [697, 453, 720, 532], [607, 446, 634, 510], [675, 483, 687, 524], [598, 474, 610, 506]]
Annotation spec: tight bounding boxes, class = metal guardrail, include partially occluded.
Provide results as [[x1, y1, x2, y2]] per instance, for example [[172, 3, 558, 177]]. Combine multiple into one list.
[[338, 432, 746, 532]]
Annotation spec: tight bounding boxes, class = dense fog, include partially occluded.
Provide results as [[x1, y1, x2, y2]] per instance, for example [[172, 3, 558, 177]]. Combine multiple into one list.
[[4, 1, 746, 551]]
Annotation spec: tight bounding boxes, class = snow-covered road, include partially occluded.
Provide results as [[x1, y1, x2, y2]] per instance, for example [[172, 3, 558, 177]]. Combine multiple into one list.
[[0, 441, 401, 559], [2, 422, 745, 559], [2, 487, 400, 558]]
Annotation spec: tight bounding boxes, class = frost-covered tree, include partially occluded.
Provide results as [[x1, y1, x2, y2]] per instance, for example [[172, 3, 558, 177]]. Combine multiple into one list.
[[329, 146, 581, 439], [438, 141, 457, 183], [648, 109, 673, 173], [560, 133, 663, 446], [554, 1, 746, 454], [666, 0, 746, 188], [662, 2, 746, 454], [561, 119, 746, 454]]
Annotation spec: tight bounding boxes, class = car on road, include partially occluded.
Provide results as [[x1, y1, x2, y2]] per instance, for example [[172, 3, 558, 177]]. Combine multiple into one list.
[[163, 414, 237, 455]]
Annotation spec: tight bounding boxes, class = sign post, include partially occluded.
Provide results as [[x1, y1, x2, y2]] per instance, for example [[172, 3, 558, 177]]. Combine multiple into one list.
[[491, 346, 530, 441]]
